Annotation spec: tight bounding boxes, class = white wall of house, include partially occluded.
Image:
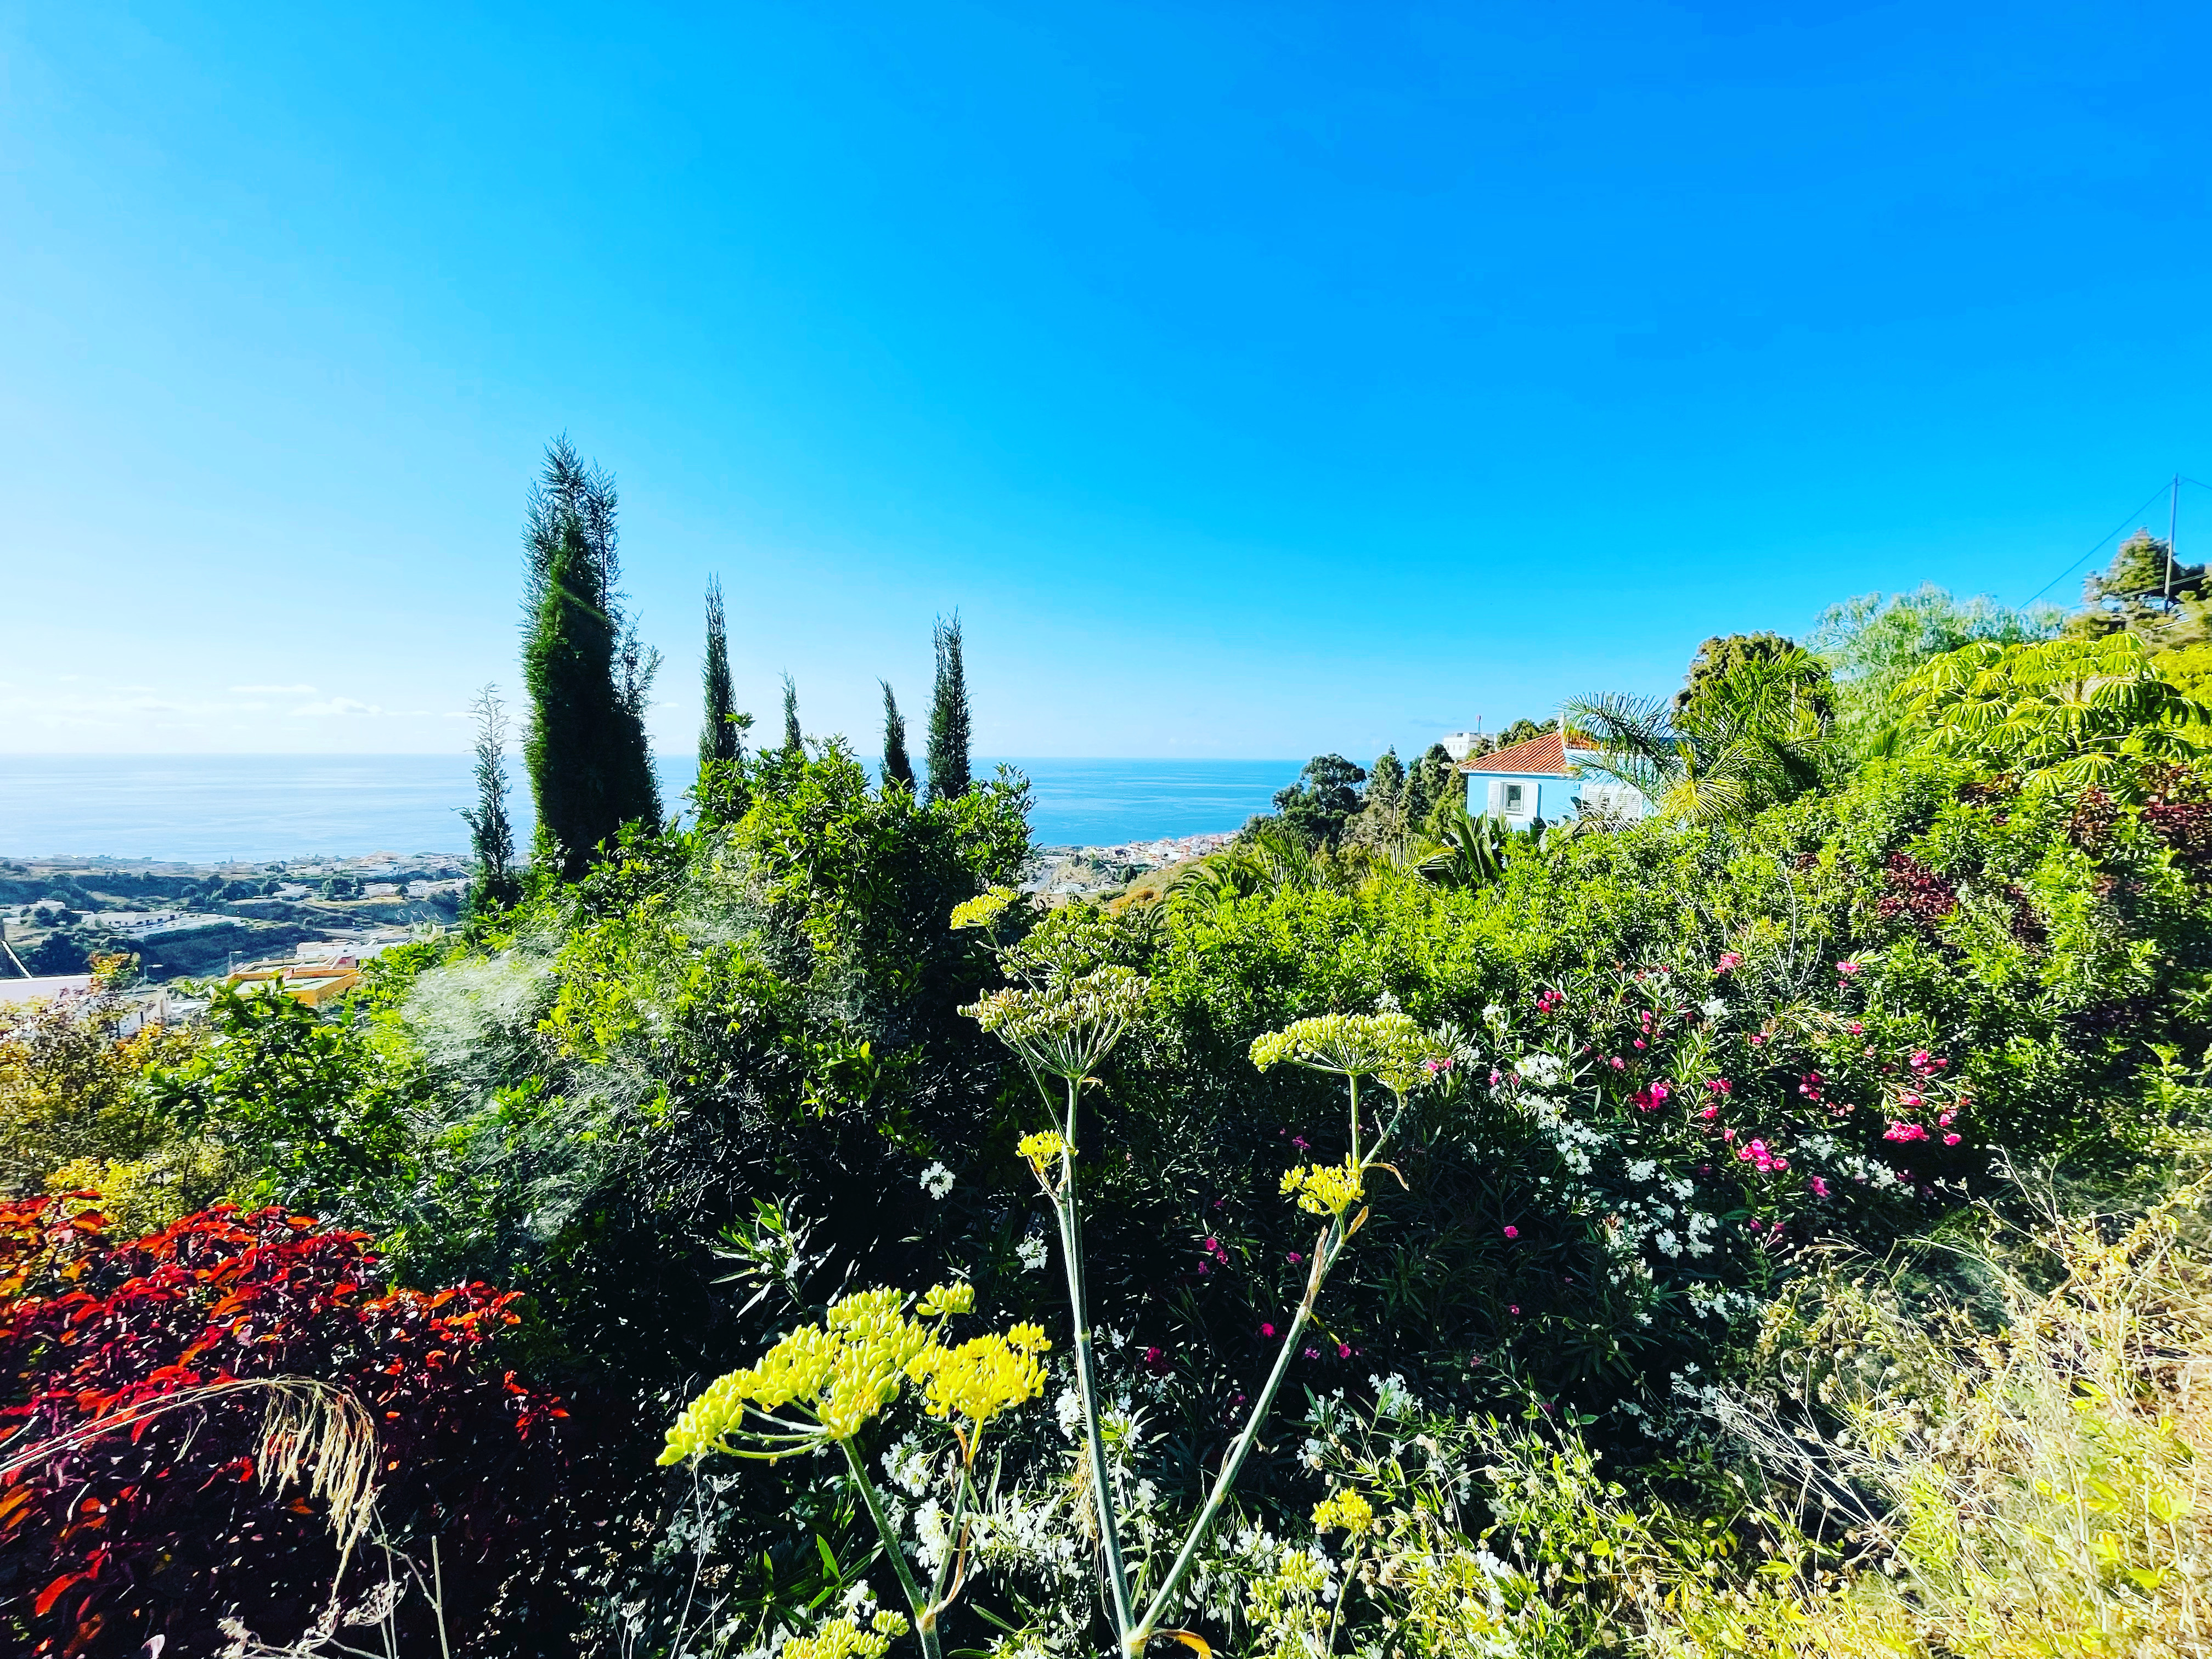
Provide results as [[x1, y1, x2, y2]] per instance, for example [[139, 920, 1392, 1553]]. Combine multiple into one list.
[[1463, 772, 1647, 828]]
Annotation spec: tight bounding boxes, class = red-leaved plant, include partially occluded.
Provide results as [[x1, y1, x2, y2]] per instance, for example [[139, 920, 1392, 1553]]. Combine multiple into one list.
[[0, 1197, 569, 1657]]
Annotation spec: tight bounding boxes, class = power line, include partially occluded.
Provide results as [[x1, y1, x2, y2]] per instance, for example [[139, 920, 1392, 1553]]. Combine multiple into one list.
[[2021, 482, 2176, 605]]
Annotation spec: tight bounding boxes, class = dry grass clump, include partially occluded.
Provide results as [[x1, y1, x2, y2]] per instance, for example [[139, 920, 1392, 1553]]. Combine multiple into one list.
[[1652, 1178, 2212, 1658]]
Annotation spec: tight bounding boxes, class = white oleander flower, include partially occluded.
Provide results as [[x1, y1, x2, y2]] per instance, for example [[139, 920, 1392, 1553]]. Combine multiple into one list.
[[1016, 1233, 1048, 1271], [1515, 1052, 1566, 1087], [919, 1161, 955, 1200]]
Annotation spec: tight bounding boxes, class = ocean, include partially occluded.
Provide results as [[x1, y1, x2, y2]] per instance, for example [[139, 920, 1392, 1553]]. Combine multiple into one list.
[[0, 755, 1304, 864]]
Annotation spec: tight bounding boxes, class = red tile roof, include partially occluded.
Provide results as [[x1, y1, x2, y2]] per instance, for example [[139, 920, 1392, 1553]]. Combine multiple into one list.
[[1455, 730, 1573, 776]]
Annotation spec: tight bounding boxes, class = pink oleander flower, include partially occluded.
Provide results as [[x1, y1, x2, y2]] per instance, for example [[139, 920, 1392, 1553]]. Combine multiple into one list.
[[1884, 1122, 1929, 1143], [1748, 1034, 1765, 1046], [1633, 1039, 1646, 1049], [1287, 1251, 1302, 1264], [1809, 1176, 1831, 1197], [1943, 1133, 1961, 1145], [1610, 1056, 1626, 1070], [1698, 1105, 1720, 1120], [1503, 1225, 1519, 1239], [1261, 1323, 1276, 1338], [1838, 961, 1864, 977], [1847, 1020, 1865, 1035], [1337, 1342, 1352, 1359], [1706, 1078, 1733, 1096], [1509, 1305, 1521, 1315], [1716, 952, 1743, 974], [1303, 1347, 1321, 1359]]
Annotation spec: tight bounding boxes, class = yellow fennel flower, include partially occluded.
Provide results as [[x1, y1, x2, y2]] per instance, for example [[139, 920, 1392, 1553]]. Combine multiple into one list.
[[950, 886, 1019, 931], [910, 1330, 1049, 1429], [1280, 1155, 1364, 1217], [783, 1617, 893, 1659], [917, 1282, 975, 1319], [963, 967, 1150, 1081], [1017, 1130, 1069, 1175], [1312, 1488, 1376, 1535], [1250, 1012, 1436, 1093], [661, 1284, 1049, 1464]]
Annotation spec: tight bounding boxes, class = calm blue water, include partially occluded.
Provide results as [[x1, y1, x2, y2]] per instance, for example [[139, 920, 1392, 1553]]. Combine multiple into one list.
[[0, 756, 1301, 863]]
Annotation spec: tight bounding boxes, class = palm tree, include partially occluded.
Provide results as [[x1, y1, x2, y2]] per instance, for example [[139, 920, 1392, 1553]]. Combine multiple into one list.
[[1563, 651, 1840, 826], [1411, 805, 1511, 888]]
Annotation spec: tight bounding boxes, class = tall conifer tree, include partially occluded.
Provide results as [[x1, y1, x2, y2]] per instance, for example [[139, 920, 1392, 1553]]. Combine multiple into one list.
[[699, 575, 741, 775], [460, 685, 520, 913], [781, 673, 803, 757], [522, 437, 661, 879], [880, 680, 915, 791], [927, 611, 972, 803]]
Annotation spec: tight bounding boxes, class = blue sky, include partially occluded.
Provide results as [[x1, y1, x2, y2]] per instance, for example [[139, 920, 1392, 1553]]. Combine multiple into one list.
[[4, 2, 2208, 759]]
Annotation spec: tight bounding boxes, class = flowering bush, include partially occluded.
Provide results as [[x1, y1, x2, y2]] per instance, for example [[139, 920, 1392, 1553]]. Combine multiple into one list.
[[0, 1199, 571, 1658]]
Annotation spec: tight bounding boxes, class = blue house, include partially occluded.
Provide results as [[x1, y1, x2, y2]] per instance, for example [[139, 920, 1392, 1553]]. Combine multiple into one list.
[[1455, 727, 1647, 831]]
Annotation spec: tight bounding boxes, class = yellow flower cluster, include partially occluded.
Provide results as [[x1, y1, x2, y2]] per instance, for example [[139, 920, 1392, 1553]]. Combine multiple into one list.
[[911, 1324, 1051, 1428], [781, 1611, 910, 1659], [1249, 1012, 1436, 1093], [661, 1283, 1043, 1464], [1311, 1488, 1376, 1535], [1280, 1154, 1364, 1217], [916, 1281, 974, 1319], [1017, 1130, 1069, 1175], [949, 886, 1019, 931], [962, 967, 1150, 1082]]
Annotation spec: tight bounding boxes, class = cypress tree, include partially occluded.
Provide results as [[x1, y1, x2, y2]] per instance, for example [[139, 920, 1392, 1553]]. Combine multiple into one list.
[[460, 685, 520, 913], [781, 672, 803, 756], [880, 680, 915, 791], [699, 575, 741, 774], [926, 611, 971, 803], [522, 438, 661, 880]]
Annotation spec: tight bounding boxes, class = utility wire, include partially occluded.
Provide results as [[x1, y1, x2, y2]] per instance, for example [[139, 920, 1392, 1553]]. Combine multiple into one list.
[[2021, 483, 2177, 605]]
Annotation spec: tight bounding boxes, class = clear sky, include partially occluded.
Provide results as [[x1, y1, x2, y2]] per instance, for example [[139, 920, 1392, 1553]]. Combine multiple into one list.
[[4, 2, 2208, 760]]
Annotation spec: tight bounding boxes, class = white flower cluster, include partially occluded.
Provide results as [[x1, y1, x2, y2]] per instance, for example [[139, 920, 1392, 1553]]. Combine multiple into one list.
[[1514, 1051, 1567, 1088], [1017, 1231, 1049, 1271], [1801, 1133, 1903, 1189], [1683, 1281, 1762, 1322], [881, 1433, 936, 1497], [918, 1161, 955, 1199], [1369, 1371, 1421, 1417]]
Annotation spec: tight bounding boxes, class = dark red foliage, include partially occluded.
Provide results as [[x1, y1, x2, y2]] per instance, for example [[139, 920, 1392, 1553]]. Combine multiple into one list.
[[2143, 779, 2212, 878], [0, 1199, 574, 1657], [1876, 853, 1960, 930]]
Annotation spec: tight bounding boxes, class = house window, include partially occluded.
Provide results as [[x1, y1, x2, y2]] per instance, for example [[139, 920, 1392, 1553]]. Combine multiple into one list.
[[1503, 782, 1526, 814]]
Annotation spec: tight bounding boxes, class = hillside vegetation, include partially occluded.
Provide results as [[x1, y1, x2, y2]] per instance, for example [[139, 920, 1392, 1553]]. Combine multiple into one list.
[[10, 534, 2212, 1657]]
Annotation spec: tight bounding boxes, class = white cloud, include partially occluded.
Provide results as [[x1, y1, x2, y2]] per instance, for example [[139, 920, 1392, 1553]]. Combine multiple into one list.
[[289, 696, 438, 718], [230, 683, 320, 695]]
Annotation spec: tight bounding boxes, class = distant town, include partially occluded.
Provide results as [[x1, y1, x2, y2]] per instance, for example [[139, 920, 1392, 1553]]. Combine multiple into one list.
[[0, 850, 471, 990]]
